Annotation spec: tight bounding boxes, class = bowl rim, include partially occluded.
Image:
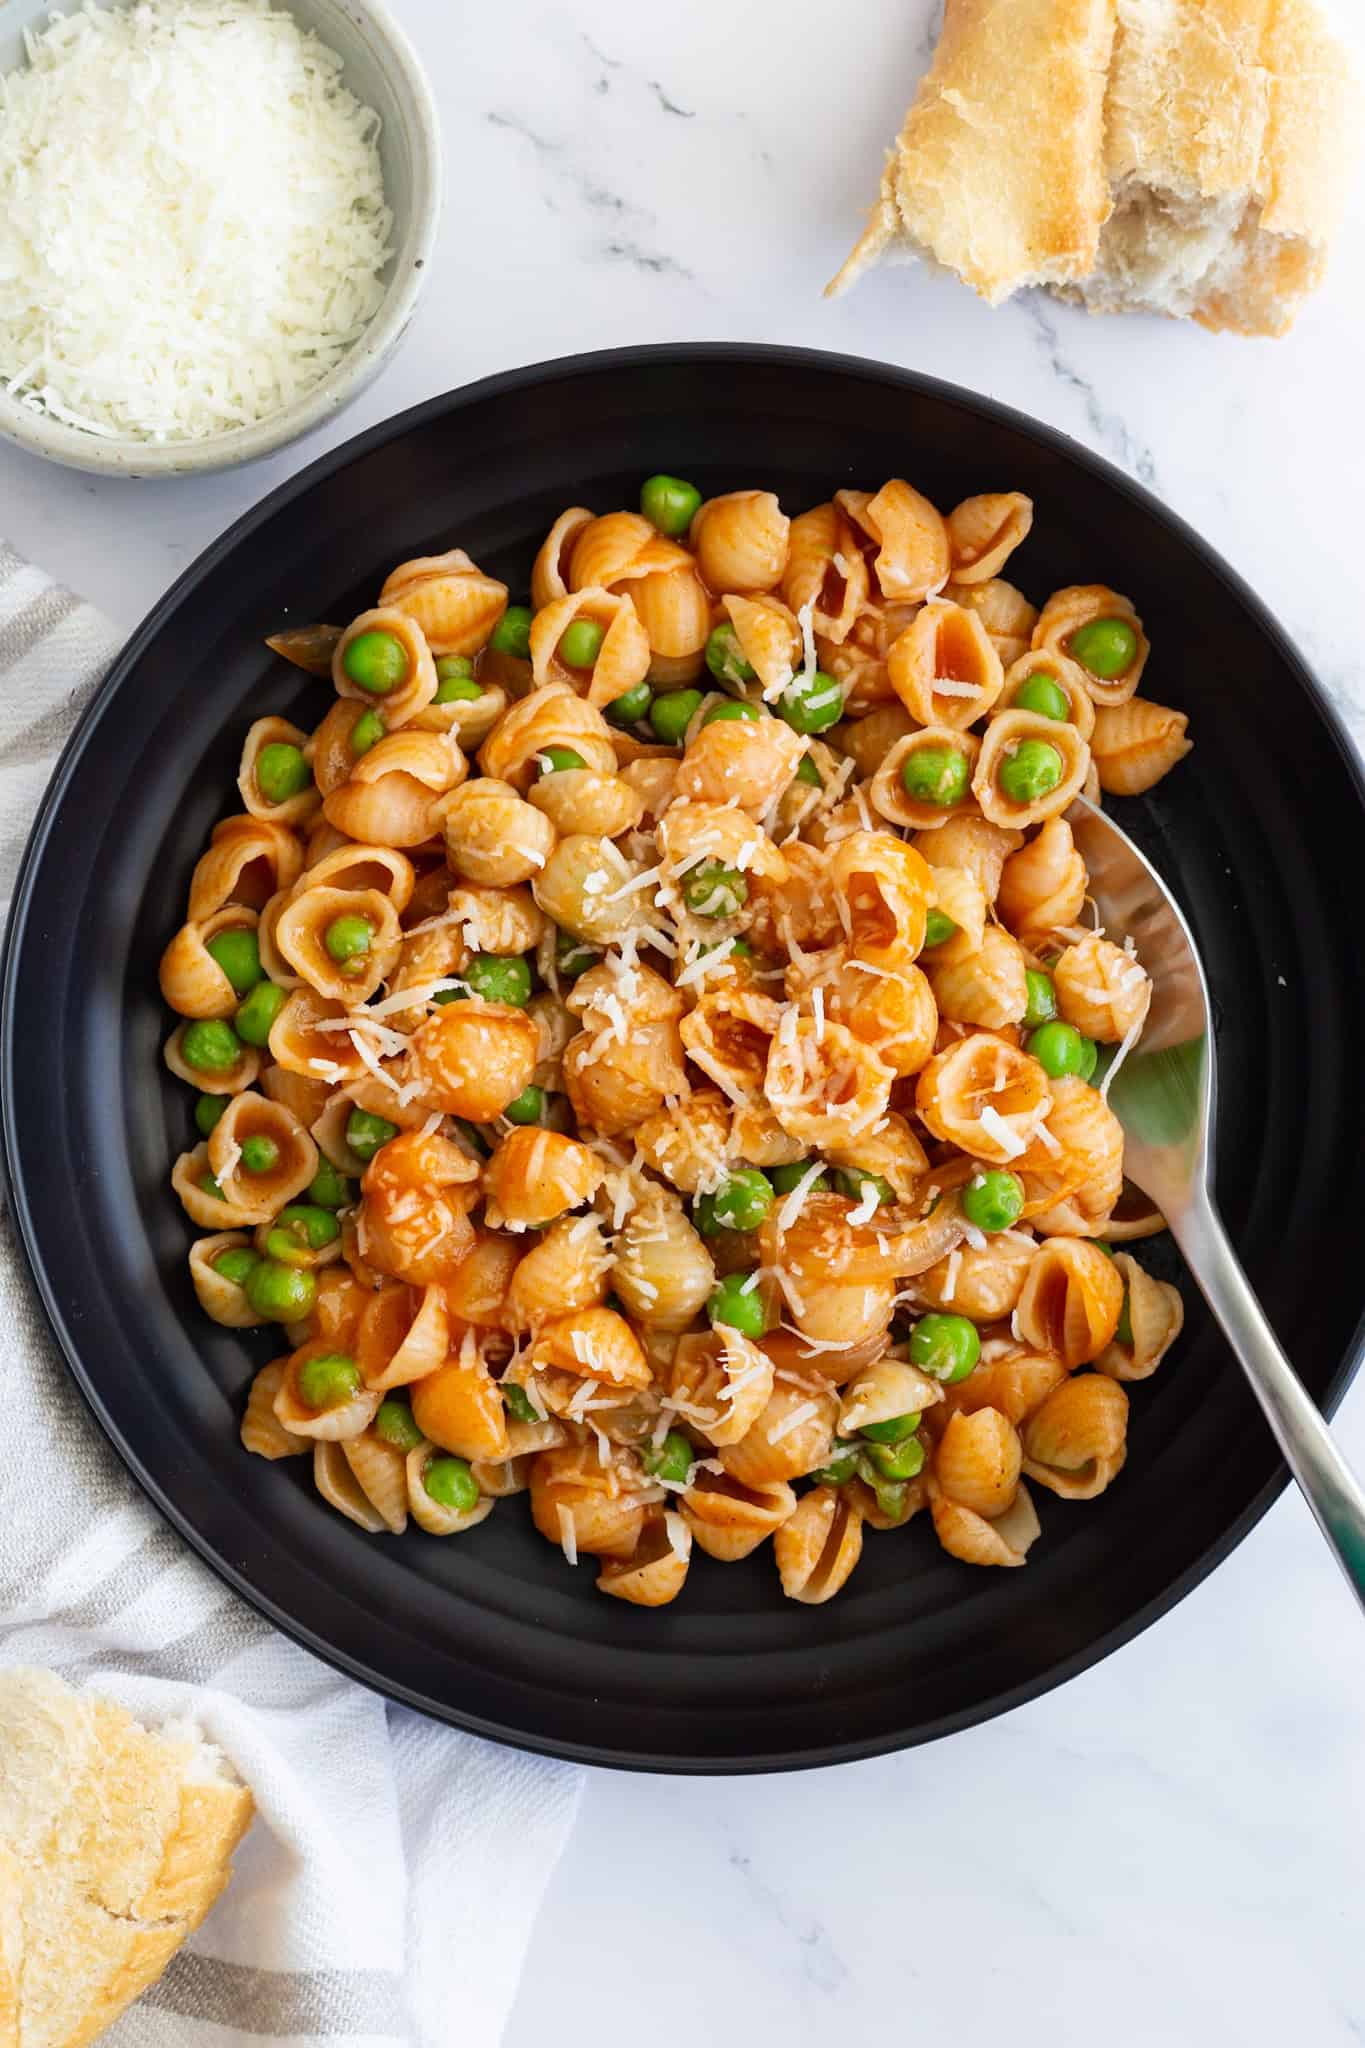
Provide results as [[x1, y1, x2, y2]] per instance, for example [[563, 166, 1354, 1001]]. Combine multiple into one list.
[[0, 0, 442, 479], [5, 341, 1364, 1770]]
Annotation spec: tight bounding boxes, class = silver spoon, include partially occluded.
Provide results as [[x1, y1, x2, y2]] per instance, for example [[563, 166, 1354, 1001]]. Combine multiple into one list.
[[1065, 797, 1365, 1609]]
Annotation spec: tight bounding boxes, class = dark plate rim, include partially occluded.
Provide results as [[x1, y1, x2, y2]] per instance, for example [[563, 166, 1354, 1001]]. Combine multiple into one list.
[[5, 342, 1364, 1774]]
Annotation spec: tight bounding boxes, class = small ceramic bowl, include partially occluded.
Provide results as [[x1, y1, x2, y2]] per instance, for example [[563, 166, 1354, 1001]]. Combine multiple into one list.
[[0, 0, 441, 478]]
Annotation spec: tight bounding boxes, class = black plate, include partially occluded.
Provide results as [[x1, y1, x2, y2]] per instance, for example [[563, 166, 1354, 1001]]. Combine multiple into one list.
[[6, 346, 1365, 1773]]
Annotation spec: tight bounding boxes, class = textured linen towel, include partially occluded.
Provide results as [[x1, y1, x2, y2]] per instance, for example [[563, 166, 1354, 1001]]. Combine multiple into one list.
[[0, 542, 584, 2048]]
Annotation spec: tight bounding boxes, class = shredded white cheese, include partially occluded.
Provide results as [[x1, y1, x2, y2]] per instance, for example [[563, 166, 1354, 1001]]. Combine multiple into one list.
[[978, 1105, 1027, 1160], [0, 0, 394, 443]]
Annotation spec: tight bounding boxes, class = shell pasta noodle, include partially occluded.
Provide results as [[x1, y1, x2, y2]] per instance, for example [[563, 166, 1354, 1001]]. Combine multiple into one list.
[[162, 471, 1194, 1609]]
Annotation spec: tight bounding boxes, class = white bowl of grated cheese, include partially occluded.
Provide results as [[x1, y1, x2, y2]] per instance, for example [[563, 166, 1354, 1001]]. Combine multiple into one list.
[[0, 0, 441, 477]]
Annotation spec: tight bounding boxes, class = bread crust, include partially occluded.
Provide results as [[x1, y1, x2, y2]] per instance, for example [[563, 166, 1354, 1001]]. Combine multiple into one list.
[[0, 1669, 253, 2048], [832, 0, 1359, 334]]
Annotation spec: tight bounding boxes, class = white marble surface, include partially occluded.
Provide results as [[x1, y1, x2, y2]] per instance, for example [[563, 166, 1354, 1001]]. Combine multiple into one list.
[[5, 0, 1365, 2040]]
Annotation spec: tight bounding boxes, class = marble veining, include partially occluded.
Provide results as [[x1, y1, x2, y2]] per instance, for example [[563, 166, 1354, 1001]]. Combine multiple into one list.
[[2, 1, 1363, 2041]]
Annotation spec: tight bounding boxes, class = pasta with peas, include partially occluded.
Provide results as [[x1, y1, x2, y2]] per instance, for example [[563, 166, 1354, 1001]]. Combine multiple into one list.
[[163, 467, 1192, 1607]]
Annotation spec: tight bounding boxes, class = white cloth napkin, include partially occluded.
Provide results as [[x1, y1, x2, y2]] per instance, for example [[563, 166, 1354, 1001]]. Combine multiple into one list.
[[0, 541, 583, 2048]]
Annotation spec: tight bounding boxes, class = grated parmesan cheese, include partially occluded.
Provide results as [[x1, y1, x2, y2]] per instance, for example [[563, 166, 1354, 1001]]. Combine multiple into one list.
[[978, 1104, 1027, 1160], [766, 1399, 819, 1446], [0, 0, 394, 443], [555, 1504, 579, 1568]]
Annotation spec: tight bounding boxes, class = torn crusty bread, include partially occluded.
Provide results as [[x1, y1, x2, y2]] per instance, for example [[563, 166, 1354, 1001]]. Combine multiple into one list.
[[0, 1667, 254, 2048], [829, 0, 1359, 336]]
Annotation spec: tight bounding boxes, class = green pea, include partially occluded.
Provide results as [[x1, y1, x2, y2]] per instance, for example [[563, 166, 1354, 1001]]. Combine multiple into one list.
[[490, 606, 534, 660], [536, 746, 588, 776], [908, 1311, 980, 1384], [504, 1084, 545, 1126], [998, 738, 1063, 805], [793, 754, 823, 788], [861, 1435, 925, 1482], [244, 1259, 316, 1321], [201, 1174, 226, 1200], [343, 629, 408, 696], [641, 1430, 694, 1483], [710, 1170, 774, 1233], [1116, 1289, 1134, 1348], [433, 655, 481, 704], [780, 669, 844, 736], [423, 1455, 479, 1512], [682, 862, 747, 918], [213, 1246, 261, 1288], [1068, 617, 1138, 680], [240, 1134, 280, 1175], [605, 680, 652, 727], [704, 624, 757, 688], [922, 909, 958, 949], [206, 927, 262, 995], [860, 1411, 921, 1445], [181, 1018, 241, 1074], [1012, 672, 1070, 721], [649, 688, 704, 745], [768, 1160, 829, 1196], [707, 1271, 770, 1339], [1026, 1019, 1095, 1080], [502, 1380, 540, 1424], [901, 744, 970, 807], [349, 708, 387, 756], [693, 1191, 720, 1238], [1023, 969, 1058, 1030], [255, 741, 312, 804], [961, 1169, 1025, 1234], [375, 1395, 424, 1452], [702, 698, 762, 727], [324, 914, 373, 967], [235, 981, 286, 1047], [463, 953, 532, 1007], [454, 1119, 492, 1159], [1077, 1034, 1099, 1083], [868, 1476, 915, 1524], [558, 619, 606, 669], [346, 1108, 398, 1163], [275, 1203, 341, 1252], [297, 1350, 361, 1411], [810, 1443, 859, 1486], [833, 1168, 895, 1210], [307, 1156, 353, 1210], [640, 473, 702, 538], [555, 929, 599, 979], [194, 1092, 227, 1138]]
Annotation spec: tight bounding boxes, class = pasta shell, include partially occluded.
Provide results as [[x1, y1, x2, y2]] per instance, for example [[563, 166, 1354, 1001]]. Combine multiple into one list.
[[207, 1090, 317, 1220], [973, 709, 1090, 829], [917, 1227, 1037, 1322], [1054, 933, 1151, 1043], [237, 715, 319, 827], [1090, 698, 1192, 795], [945, 492, 1033, 586], [1015, 1237, 1124, 1366], [407, 1444, 496, 1536], [936, 1346, 1067, 1427], [313, 1441, 389, 1533], [597, 1511, 692, 1606], [342, 1432, 410, 1533], [483, 1129, 603, 1230], [159, 906, 261, 1020], [275, 884, 403, 1004], [529, 1441, 656, 1558], [997, 818, 1089, 941], [1000, 649, 1095, 739], [719, 1380, 837, 1487], [910, 815, 1024, 904], [568, 511, 691, 590], [479, 687, 616, 792], [887, 600, 1004, 728], [869, 727, 982, 832], [190, 1231, 269, 1329], [405, 1002, 540, 1121], [773, 1487, 863, 1603], [837, 479, 951, 603], [631, 564, 712, 682], [529, 587, 652, 706], [721, 592, 802, 695], [241, 1361, 310, 1459], [781, 503, 869, 642], [929, 923, 1029, 1030], [944, 577, 1038, 666], [355, 1283, 449, 1392], [1032, 585, 1148, 706], [673, 715, 808, 816], [1095, 1253, 1184, 1381], [411, 1345, 510, 1461], [504, 1213, 614, 1331], [693, 490, 790, 594], [838, 1356, 943, 1435], [682, 1471, 796, 1562], [438, 778, 557, 887], [379, 550, 509, 658], [934, 1407, 1022, 1520], [332, 606, 438, 727], [612, 1184, 715, 1332], [930, 1476, 1041, 1566], [274, 1341, 380, 1442], [532, 507, 595, 609], [915, 1033, 1051, 1162], [188, 816, 304, 922], [1022, 1374, 1129, 1498]]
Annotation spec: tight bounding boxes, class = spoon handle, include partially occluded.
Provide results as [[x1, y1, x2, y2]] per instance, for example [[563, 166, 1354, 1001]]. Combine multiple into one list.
[[1172, 1189, 1365, 1613]]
